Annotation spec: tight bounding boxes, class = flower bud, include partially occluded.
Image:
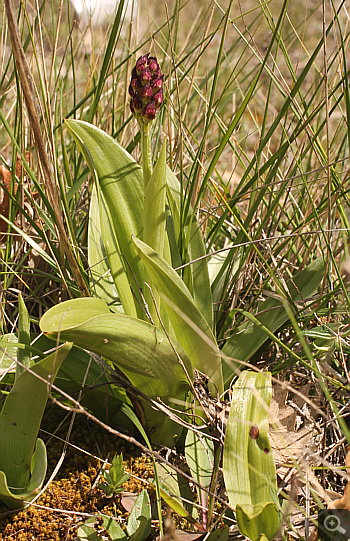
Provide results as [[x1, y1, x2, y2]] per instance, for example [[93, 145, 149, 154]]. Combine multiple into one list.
[[129, 53, 164, 124], [140, 68, 152, 86], [148, 57, 158, 74], [153, 90, 163, 107], [130, 96, 142, 115], [151, 76, 163, 94], [143, 102, 156, 122], [140, 85, 153, 103], [135, 54, 149, 75]]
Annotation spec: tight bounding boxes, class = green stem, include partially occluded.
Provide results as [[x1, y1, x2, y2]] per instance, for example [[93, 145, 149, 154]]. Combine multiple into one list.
[[140, 121, 158, 324], [140, 121, 153, 188]]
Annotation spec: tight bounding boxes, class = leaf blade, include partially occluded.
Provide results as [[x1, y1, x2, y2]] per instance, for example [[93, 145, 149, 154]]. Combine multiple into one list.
[[132, 236, 223, 394]]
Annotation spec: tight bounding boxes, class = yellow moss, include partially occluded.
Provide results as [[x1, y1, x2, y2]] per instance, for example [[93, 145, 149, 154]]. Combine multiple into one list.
[[0, 411, 154, 539]]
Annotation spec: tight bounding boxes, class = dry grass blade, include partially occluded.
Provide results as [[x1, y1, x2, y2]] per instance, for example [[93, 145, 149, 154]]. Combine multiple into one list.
[[4, 0, 89, 297]]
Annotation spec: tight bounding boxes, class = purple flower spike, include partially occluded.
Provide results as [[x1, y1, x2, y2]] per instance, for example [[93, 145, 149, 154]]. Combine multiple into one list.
[[129, 53, 164, 123]]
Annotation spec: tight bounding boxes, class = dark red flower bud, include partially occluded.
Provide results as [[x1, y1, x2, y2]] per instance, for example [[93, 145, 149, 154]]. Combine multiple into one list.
[[129, 53, 163, 123], [140, 84, 153, 103], [140, 68, 152, 86], [131, 96, 142, 114], [135, 54, 149, 75], [151, 76, 163, 94], [154, 90, 163, 108], [129, 79, 138, 97], [148, 57, 159, 74], [143, 102, 156, 122]]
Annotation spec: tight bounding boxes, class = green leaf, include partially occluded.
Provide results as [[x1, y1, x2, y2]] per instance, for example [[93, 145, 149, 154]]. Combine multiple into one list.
[[222, 257, 325, 386], [132, 236, 223, 395], [39, 298, 192, 446], [77, 516, 127, 541], [65, 119, 145, 319], [0, 438, 47, 509], [166, 166, 213, 329], [185, 430, 214, 512], [126, 489, 151, 540], [235, 503, 280, 541], [155, 462, 196, 518], [39, 334, 130, 429], [223, 371, 280, 541], [205, 525, 229, 541], [151, 463, 201, 527], [99, 453, 131, 495], [0, 334, 18, 374], [156, 485, 201, 528], [98, 187, 137, 316], [88, 183, 121, 310], [0, 342, 72, 508]]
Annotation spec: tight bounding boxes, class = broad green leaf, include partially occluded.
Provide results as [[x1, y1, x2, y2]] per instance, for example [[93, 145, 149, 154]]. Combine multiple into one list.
[[0, 333, 131, 431], [208, 246, 239, 316], [34, 334, 131, 430], [98, 185, 137, 316], [76, 522, 102, 541], [101, 515, 127, 541], [0, 438, 47, 509], [222, 257, 325, 386], [185, 429, 214, 515], [235, 503, 279, 541], [65, 119, 145, 319], [126, 489, 151, 540], [223, 371, 280, 541], [0, 342, 72, 508], [154, 462, 199, 524], [39, 298, 193, 446], [0, 334, 18, 374], [155, 485, 201, 528], [132, 236, 223, 395], [166, 166, 213, 329], [88, 183, 121, 310]]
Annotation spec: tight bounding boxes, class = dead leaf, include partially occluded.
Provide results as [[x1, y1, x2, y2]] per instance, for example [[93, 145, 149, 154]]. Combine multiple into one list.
[[269, 384, 317, 477], [120, 492, 138, 512]]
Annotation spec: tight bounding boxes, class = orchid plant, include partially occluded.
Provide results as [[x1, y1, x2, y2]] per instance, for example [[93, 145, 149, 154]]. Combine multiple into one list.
[[38, 54, 325, 539]]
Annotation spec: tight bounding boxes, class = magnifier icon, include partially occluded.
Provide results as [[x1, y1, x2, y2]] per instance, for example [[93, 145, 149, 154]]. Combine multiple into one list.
[[324, 514, 347, 535]]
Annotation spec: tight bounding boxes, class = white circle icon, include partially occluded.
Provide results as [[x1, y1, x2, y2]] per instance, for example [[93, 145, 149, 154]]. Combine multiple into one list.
[[324, 514, 347, 535]]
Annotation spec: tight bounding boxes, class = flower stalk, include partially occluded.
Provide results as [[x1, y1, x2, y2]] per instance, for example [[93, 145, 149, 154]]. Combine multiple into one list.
[[129, 53, 166, 325], [129, 53, 164, 187]]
